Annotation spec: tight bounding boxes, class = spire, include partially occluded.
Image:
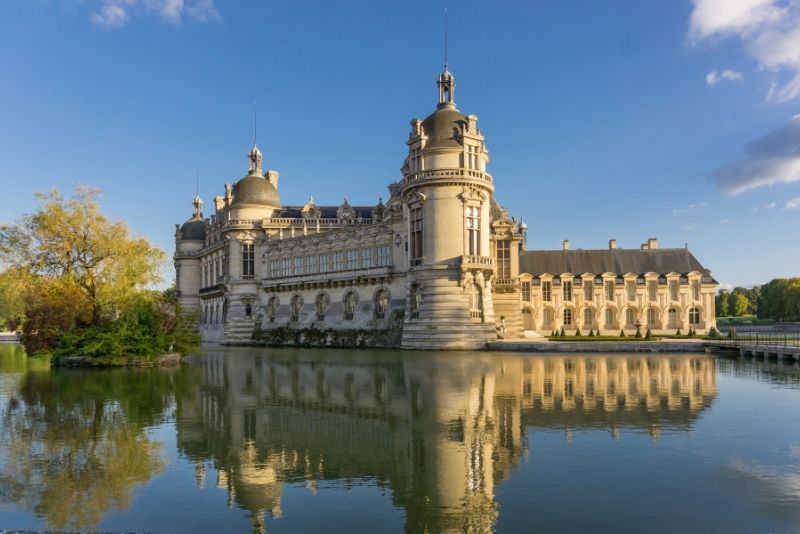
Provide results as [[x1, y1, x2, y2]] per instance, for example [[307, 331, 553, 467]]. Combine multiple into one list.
[[437, 7, 456, 109], [247, 102, 264, 175]]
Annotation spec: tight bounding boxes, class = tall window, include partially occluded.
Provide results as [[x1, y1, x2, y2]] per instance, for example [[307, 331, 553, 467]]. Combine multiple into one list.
[[583, 280, 593, 301], [522, 281, 531, 302], [542, 308, 554, 328], [306, 255, 317, 274], [542, 281, 552, 302], [647, 307, 658, 326], [410, 206, 423, 264], [563, 280, 573, 301], [669, 280, 679, 301], [605, 307, 615, 327], [333, 251, 344, 271], [466, 206, 480, 255], [375, 288, 390, 319], [267, 296, 279, 323], [242, 244, 255, 278], [362, 247, 373, 267], [377, 245, 389, 266], [497, 240, 510, 278], [691, 280, 700, 301], [647, 280, 657, 301], [319, 253, 330, 273], [563, 308, 573, 326], [583, 308, 593, 327], [281, 258, 291, 277], [346, 249, 358, 270], [293, 257, 304, 276], [626, 280, 636, 302], [605, 281, 614, 301], [343, 291, 357, 320], [410, 284, 421, 319], [626, 308, 635, 326], [466, 145, 479, 169], [290, 295, 303, 322], [689, 307, 701, 325], [315, 292, 329, 321]]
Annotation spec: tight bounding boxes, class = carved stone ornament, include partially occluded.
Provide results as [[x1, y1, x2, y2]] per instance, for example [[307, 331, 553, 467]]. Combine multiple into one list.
[[458, 186, 486, 204]]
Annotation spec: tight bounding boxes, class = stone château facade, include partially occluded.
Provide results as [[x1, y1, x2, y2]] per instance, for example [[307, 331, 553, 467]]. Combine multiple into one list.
[[174, 66, 718, 348]]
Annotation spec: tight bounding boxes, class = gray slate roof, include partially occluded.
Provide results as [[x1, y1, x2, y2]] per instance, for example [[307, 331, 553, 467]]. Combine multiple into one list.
[[520, 248, 716, 283], [421, 106, 465, 150], [278, 206, 374, 219]]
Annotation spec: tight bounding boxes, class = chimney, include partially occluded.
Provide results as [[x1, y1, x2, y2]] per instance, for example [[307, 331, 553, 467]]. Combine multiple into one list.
[[562, 239, 570, 251], [647, 237, 658, 250], [214, 196, 224, 211], [267, 169, 280, 188], [609, 239, 617, 250], [641, 243, 648, 250]]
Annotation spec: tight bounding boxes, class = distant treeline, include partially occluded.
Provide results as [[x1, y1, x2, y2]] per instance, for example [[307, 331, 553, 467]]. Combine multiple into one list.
[[716, 278, 800, 321]]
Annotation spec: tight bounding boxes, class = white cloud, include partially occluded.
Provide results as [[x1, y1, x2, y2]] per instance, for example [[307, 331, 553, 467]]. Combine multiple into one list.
[[706, 69, 744, 85], [90, 0, 220, 29], [672, 201, 710, 214], [690, 0, 800, 102], [786, 197, 800, 208], [764, 201, 778, 208], [713, 114, 800, 194]]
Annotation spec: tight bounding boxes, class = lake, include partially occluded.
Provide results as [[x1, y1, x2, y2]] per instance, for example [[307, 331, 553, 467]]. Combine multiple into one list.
[[1, 344, 799, 533]]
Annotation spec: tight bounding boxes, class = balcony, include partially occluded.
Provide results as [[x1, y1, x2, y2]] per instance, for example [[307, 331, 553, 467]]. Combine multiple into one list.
[[460, 255, 494, 270], [404, 168, 493, 185]]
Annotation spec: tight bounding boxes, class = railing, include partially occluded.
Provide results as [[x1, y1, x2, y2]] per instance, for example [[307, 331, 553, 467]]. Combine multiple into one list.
[[470, 310, 483, 320], [262, 265, 393, 286], [713, 333, 800, 348], [410, 258, 423, 267], [405, 168, 493, 184], [460, 255, 493, 270], [222, 217, 374, 228]]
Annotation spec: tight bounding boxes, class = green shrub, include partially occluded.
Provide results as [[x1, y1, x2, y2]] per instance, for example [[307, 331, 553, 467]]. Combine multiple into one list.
[[575, 327, 582, 337], [635, 326, 643, 339], [588, 329, 594, 337], [619, 329, 626, 338], [676, 329, 682, 336], [559, 328, 565, 337], [645, 328, 653, 340]]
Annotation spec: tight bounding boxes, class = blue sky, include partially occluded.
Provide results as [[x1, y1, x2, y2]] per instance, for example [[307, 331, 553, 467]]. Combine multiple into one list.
[[1, 0, 799, 289]]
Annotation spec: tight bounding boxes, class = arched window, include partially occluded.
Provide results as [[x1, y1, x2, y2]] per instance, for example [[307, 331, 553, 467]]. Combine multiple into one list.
[[267, 296, 279, 323], [410, 284, 421, 319], [343, 291, 357, 320], [563, 308, 573, 326], [689, 307, 701, 325], [315, 292, 329, 321], [374, 288, 390, 319], [668, 307, 678, 329], [583, 308, 593, 327], [625, 308, 635, 326], [605, 307, 616, 328], [647, 307, 658, 326], [290, 294, 303, 322], [542, 308, 554, 329]]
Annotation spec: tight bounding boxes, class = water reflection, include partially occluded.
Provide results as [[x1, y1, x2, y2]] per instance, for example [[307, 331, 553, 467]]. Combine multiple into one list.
[[175, 350, 717, 532], [0, 364, 196, 531]]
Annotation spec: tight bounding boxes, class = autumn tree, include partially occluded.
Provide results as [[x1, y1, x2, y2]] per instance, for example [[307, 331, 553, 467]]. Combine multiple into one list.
[[0, 186, 165, 325]]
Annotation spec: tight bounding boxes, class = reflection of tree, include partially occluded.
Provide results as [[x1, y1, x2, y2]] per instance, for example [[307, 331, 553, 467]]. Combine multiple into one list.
[[0, 366, 194, 531]]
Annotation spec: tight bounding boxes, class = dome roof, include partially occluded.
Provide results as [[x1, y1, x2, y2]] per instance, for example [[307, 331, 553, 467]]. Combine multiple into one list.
[[180, 216, 206, 241], [231, 174, 281, 208], [421, 106, 465, 150]]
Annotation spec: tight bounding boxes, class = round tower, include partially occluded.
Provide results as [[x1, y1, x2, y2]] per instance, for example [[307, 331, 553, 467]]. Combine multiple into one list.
[[400, 67, 497, 349], [174, 195, 207, 312]]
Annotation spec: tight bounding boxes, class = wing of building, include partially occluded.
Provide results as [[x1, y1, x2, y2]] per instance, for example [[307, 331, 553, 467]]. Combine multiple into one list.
[[174, 68, 718, 349]]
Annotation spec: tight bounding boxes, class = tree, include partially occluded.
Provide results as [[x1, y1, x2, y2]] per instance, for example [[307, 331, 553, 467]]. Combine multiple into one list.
[[716, 290, 730, 317], [0, 186, 165, 325], [0, 267, 28, 330], [730, 293, 750, 317]]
